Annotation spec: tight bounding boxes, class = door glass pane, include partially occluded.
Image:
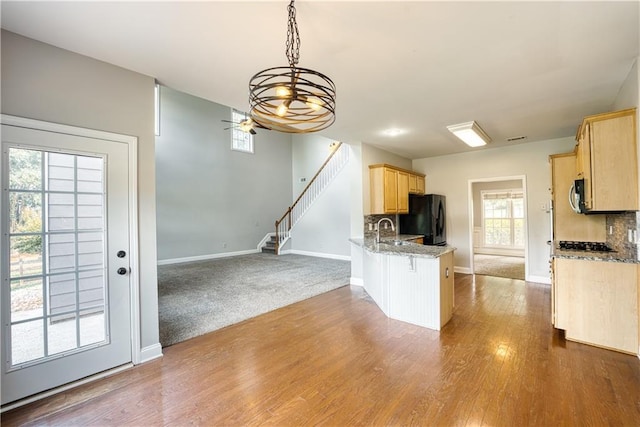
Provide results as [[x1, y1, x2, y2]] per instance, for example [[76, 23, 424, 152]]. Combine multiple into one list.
[[80, 309, 106, 346], [10, 236, 43, 277], [12, 320, 45, 365], [11, 278, 43, 322], [48, 313, 78, 356], [5, 147, 108, 368], [9, 148, 41, 190]]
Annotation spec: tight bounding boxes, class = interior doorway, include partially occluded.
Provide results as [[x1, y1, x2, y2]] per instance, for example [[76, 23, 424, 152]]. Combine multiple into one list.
[[468, 177, 527, 280]]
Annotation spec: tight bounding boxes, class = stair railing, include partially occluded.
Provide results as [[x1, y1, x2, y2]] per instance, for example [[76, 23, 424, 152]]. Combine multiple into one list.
[[274, 142, 348, 254]]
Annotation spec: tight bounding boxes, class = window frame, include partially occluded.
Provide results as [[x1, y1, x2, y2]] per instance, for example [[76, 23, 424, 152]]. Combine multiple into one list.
[[230, 109, 254, 154], [481, 189, 525, 249]]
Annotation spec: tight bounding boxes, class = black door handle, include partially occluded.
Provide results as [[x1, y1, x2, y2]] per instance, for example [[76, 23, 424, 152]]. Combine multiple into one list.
[[117, 267, 128, 275], [117, 250, 126, 258]]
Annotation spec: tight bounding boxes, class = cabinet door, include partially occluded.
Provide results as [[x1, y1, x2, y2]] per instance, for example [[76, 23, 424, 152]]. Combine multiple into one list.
[[557, 258, 638, 354], [408, 174, 418, 193], [439, 252, 454, 327], [553, 258, 569, 330], [591, 114, 638, 211], [383, 168, 399, 213], [397, 171, 409, 213], [416, 176, 425, 195]]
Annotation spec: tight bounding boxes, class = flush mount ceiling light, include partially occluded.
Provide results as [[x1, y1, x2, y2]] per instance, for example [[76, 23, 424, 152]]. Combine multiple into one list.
[[382, 128, 405, 137], [446, 121, 492, 147], [249, 0, 336, 133]]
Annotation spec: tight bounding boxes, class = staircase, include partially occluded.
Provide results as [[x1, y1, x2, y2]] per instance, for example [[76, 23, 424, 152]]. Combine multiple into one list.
[[263, 141, 349, 255], [261, 235, 277, 254]]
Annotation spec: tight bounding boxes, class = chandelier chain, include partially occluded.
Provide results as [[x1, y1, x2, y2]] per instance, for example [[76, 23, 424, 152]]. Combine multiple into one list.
[[285, 0, 300, 67]]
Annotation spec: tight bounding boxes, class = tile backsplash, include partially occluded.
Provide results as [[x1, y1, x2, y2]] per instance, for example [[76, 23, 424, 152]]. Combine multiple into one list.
[[606, 212, 638, 260], [364, 215, 398, 240]]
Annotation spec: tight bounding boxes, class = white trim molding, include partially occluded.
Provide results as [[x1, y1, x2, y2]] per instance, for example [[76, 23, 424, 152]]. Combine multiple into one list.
[[350, 277, 364, 286], [284, 249, 351, 261], [526, 275, 551, 285], [157, 249, 260, 266], [1, 114, 145, 368], [139, 344, 163, 364]]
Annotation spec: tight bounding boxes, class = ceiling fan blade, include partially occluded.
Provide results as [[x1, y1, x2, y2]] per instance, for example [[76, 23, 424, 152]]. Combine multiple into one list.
[[250, 129, 257, 135]]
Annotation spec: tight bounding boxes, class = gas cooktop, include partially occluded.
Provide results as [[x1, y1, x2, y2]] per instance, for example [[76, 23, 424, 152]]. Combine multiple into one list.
[[558, 241, 614, 252]]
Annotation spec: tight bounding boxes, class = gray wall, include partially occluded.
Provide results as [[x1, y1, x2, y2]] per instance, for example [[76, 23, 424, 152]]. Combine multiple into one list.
[[155, 86, 293, 260], [413, 137, 576, 281], [1, 30, 160, 350], [290, 134, 351, 258]]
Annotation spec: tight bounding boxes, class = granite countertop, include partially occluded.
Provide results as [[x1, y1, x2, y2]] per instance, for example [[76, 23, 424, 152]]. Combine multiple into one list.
[[552, 245, 639, 264], [350, 235, 455, 258]]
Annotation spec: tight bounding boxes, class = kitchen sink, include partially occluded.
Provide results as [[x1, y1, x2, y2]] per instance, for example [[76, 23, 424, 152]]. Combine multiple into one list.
[[383, 239, 411, 246]]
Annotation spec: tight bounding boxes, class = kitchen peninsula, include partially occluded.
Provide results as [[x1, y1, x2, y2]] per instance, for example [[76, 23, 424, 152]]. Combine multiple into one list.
[[351, 235, 456, 331]]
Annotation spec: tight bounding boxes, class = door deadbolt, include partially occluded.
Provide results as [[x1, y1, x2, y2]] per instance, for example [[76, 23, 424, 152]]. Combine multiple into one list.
[[117, 267, 128, 275], [117, 250, 126, 258]]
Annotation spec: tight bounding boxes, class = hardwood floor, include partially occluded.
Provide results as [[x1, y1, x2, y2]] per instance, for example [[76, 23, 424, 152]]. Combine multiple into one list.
[[3, 274, 640, 426]]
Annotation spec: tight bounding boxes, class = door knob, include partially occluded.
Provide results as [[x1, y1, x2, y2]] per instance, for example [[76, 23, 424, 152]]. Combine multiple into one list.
[[117, 250, 126, 258], [117, 267, 128, 275]]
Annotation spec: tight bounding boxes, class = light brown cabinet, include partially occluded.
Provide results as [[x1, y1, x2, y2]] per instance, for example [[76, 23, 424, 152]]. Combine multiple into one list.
[[553, 257, 638, 354], [369, 164, 424, 214], [438, 251, 454, 327], [550, 152, 605, 242], [575, 108, 638, 212], [408, 173, 426, 195]]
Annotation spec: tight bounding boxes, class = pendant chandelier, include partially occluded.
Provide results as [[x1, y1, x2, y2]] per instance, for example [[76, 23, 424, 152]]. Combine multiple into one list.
[[249, 0, 336, 133]]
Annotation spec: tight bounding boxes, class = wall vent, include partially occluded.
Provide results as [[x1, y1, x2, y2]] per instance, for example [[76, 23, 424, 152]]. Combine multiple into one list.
[[506, 136, 527, 142]]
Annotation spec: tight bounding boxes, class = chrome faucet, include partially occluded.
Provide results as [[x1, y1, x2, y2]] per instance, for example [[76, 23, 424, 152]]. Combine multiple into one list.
[[376, 218, 395, 243]]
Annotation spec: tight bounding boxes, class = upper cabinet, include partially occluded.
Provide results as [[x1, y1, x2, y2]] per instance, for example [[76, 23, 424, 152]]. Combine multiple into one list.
[[575, 108, 638, 212], [369, 164, 425, 214]]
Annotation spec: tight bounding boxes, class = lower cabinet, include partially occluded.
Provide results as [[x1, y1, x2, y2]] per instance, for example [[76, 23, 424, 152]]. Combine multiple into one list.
[[554, 258, 638, 354], [386, 253, 454, 331]]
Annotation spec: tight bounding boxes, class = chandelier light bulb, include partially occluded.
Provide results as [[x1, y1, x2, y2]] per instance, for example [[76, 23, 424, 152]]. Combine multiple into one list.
[[275, 86, 291, 97], [276, 101, 290, 117], [305, 97, 323, 111]]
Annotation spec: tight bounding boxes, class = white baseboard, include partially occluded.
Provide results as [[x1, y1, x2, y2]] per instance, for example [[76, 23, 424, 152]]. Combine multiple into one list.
[[526, 275, 551, 285], [475, 248, 525, 257], [284, 249, 351, 261], [139, 343, 163, 364], [350, 277, 363, 286], [454, 266, 473, 274], [157, 249, 259, 266]]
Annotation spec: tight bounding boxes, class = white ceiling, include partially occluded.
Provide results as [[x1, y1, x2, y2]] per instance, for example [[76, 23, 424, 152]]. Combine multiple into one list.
[[1, 1, 639, 159]]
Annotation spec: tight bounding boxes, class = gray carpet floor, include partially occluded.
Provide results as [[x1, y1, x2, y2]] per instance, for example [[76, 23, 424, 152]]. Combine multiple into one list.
[[158, 253, 351, 347], [474, 254, 525, 280]]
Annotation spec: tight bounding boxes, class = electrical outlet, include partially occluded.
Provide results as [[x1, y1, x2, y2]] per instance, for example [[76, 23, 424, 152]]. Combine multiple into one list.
[[368, 223, 373, 231], [609, 226, 613, 235]]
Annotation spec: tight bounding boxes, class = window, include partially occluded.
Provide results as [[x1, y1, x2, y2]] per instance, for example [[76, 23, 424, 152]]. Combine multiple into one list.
[[482, 190, 524, 249], [230, 109, 254, 154], [154, 83, 160, 136]]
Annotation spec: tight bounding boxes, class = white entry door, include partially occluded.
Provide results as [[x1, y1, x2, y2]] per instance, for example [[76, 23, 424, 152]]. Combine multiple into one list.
[[1, 122, 132, 405]]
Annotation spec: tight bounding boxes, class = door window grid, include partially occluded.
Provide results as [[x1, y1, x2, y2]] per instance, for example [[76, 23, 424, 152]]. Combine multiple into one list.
[[482, 190, 525, 249], [6, 147, 108, 370]]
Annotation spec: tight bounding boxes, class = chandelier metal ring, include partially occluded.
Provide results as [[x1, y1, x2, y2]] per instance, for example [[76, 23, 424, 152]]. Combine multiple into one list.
[[248, 0, 336, 134]]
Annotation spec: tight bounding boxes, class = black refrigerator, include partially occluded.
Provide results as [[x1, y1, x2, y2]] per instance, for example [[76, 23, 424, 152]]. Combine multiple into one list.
[[399, 194, 446, 245]]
